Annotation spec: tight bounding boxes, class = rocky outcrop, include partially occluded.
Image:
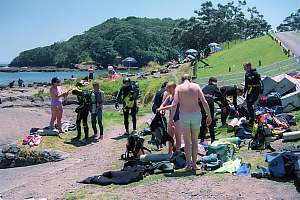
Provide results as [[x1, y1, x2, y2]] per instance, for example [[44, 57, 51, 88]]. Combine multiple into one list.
[[0, 144, 69, 169]]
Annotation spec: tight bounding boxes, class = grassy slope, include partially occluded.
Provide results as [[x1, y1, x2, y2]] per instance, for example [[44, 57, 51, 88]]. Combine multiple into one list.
[[197, 35, 287, 77]]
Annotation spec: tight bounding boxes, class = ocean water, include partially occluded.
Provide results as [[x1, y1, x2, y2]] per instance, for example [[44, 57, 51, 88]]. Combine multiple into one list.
[[0, 70, 106, 85]]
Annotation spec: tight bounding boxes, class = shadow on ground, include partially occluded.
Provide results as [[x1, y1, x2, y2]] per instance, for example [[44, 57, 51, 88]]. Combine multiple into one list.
[[64, 136, 98, 147], [164, 170, 205, 178], [111, 134, 128, 141]]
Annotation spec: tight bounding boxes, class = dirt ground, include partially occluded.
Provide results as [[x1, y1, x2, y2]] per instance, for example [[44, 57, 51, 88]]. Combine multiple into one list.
[[1, 112, 299, 200], [0, 87, 299, 199], [0, 105, 76, 147]]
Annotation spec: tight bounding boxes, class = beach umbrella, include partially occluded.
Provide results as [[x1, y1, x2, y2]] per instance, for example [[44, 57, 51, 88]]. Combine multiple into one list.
[[208, 43, 219, 47], [185, 49, 198, 55], [122, 57, 137, 72], [122, 57, 137, 67]]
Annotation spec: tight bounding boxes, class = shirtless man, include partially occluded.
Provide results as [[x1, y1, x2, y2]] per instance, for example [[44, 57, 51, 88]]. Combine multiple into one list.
[[171, 74, 212, 171]]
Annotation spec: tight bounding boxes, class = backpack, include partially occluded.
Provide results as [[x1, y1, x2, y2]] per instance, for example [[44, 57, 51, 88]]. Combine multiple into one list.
[[131, 81, 140, 98], [121, 134, 151, 160], [259, 92, 282, 108], [249, 122, 273, 151]]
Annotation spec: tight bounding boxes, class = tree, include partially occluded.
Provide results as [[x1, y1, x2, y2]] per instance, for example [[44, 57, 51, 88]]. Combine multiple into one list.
[[172, 1, 271, 51], [277, 9, 300, 31], [90, 38, 118, 67], [11, 17, 181, 68]]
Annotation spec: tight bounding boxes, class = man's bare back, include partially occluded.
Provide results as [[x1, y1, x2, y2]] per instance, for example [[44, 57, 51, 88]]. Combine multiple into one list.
[[170, 74, 212, 170], [175, 81, 204, 113]]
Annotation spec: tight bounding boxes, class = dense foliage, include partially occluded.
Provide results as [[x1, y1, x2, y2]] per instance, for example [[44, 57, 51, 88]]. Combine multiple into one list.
[[277, 9, 300, 32], [11, 1, 271, 68], [172, 1, 271, 51], [10, 17, 181, 67]]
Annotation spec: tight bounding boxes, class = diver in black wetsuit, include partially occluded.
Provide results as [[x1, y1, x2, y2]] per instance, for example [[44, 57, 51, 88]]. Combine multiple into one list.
[[72, 88, 91, 141], [219, 85, 244, 127], [243, 62, 263, 127], [152, 82, 168, 114], [199, 77, 223, 143], [115, 77, 140, 135]]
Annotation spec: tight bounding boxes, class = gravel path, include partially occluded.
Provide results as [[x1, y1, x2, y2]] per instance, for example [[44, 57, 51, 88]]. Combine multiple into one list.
[[275, 31, 300, 57]]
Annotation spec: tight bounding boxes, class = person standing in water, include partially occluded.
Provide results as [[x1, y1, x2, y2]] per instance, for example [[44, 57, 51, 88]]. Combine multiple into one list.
[[49, 77, 68, 133]]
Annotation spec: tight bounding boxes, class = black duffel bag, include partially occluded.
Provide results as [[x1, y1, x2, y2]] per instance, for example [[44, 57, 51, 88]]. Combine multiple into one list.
[[259, 92, 282, 108]]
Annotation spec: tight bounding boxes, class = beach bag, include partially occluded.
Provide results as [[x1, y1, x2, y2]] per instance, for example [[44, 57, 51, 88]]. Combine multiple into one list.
[[207, 144, 234, 163], [152, 161, 175, 174], [267, 152, 298, 178], [202, 160, 222, 171]]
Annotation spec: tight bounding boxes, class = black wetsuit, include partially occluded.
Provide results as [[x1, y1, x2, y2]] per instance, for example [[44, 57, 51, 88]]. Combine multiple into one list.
[[244, 69, 263, 125], [220, 86, 238, 125], [152, 87, 166, 114], [116, 84, 140, 133], [75, 92, 91, 139], [199, 83, 223, 143]]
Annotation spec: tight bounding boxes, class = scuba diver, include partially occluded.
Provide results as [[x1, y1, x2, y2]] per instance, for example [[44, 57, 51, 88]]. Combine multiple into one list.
[[199, 77, 223, 143], [115, 77, 140, 135], [243, 62, 263, 127], [72, 88, 91, 142], [219, 85, 244, 127]]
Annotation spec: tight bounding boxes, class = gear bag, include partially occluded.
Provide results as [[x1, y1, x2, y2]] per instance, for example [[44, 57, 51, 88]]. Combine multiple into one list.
[[121, 134, 151, 160]]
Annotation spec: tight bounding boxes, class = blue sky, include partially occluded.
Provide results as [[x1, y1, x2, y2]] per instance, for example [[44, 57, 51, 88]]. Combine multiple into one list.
[[0, 0, 299, 63]]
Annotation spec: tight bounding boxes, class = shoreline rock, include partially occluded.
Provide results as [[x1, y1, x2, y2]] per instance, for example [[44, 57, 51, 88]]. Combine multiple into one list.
[[0, 144, 69, 169]]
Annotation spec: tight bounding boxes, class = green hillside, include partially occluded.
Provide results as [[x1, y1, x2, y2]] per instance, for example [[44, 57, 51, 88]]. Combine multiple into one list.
[[197, 35, 288, 77], [10, 17, 181, 68]]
